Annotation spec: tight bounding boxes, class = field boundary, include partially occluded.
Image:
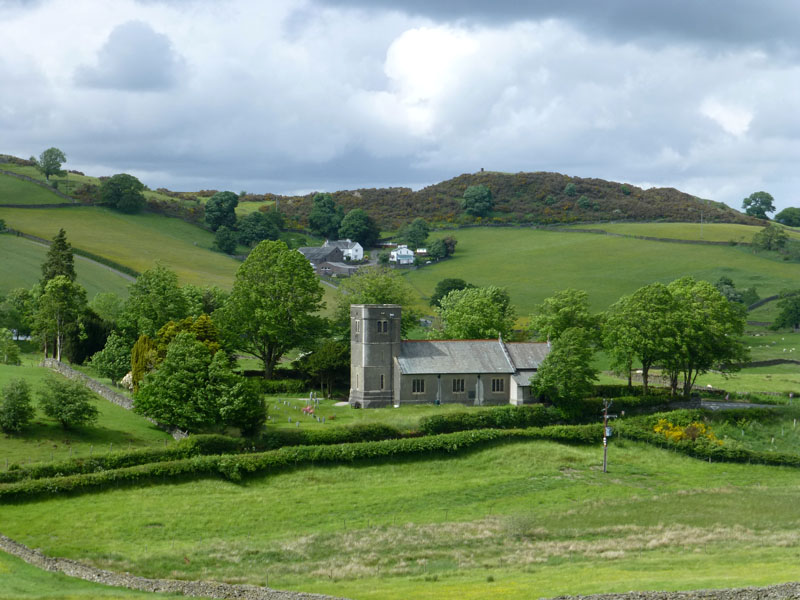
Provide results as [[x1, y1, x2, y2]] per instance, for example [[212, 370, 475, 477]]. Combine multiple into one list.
[[0, 533, 344, 600], [0, 168, 76, 202], [548, 581, 800, 600], [547, 226, 752, 246]]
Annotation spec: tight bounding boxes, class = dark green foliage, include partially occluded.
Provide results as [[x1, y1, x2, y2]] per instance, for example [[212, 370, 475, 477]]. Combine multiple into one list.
[[593, 384, 672, 398], [427, 238, 447, 260], [101, 173, 146, 214], [775, 207, 800, 227], [37, 375, 99, 429], [564, 182, 577, 197], [130, 335, 156, 391], [34, 276, 87, 362], [298, 339, 350, 398], [255, 379, 307, 394], [0, 379, 34, 433], [334, 267, 420, 335], [36, 147, 66, 181], [531, 327, 598, 407], [338, 208, 380, 247], [752, 224, 788, 251], [429, 278, 473, 308], [89, 332, 132, 385], [63, 307, 111, 365], [742, 191, 775, 219], [237, 211, 283, 247], [771, 290, 800, 331], [400, 217, 430, 249], [308, 193, 344, 239], [436, 285, 516, 340], [461, 184, 493, 216], [204, 191, 238, 232], [214, 225, 238, 254], [530, 289, 600, 342], [419, 405, 562, 435], [182, 285, 228, 317], [41, 228, 76, 284], [714, 276, 742, 303], [0, 328, 20, 365]]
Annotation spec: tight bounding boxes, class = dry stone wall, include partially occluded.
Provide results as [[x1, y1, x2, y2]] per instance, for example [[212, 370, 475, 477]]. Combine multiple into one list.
[[548, 583, 800, 600]]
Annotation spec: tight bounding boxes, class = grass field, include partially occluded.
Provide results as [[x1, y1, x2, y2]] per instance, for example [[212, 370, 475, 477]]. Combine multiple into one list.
[[0, 173, 73, 205], [406, 227, 800, 314], [2, 440, 800, 599], [0, 234, 131, 298], [0, 356, 173, 467], [565, 222, 800, 242], [0, 207, 241, 288]]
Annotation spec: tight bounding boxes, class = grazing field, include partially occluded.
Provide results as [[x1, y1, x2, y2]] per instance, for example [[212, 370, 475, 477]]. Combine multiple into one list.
[[0, 233, 131, 298], [694, 365, 800, 396], [2, 440, 800, 599], [407, 227, 800, 314], [0, 207, 240, 288], [0, 172, 73, 205], [0, 358, 173, 467], [565, 221, 800, 242]]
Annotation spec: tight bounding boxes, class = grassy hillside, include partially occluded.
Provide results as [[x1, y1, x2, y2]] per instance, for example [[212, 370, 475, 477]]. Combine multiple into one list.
[[0, 206, 240, 289], [2, 440, 800, 599], [405, 226, 800, 314], [0, 172, 73, 205], [565, 221, 800, 243], [0, 234, 130, 298]]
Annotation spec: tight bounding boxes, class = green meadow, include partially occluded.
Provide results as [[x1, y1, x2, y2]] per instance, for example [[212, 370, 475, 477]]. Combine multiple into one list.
[[0, 234, 130, 298], [0, 206, 240, 288], [406, 226, 800, 314], [0, 172, 73, 205], [566, 221, 800, 242], [2, 440, 800, 599]]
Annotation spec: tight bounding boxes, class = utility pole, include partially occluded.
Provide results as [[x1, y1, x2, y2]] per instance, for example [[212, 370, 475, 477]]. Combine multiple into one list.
[[602, 399, 617, 473]]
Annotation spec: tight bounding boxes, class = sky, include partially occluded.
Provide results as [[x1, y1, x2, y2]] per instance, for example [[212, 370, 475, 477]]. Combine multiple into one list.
[[2, 0, 800, 211]]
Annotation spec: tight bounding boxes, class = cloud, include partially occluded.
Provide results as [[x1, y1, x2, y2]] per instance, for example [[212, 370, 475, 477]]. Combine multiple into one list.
[[75, 20, 185, 91]]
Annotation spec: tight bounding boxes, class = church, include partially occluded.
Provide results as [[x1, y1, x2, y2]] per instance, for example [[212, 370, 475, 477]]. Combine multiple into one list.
[[348, 304, 551, 408]]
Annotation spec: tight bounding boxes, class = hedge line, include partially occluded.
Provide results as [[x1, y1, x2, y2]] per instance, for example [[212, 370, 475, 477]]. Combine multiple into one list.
[[71, 247, 140, 278], [0, 425, 602, 502]]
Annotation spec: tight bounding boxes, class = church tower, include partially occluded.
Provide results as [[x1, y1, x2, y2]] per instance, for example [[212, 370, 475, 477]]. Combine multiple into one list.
[[348, 304, 402, 408]]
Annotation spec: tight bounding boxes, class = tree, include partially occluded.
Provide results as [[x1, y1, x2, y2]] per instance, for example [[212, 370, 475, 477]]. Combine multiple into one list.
[[0, 288, 34, 339], [531, 327, 598, 409], [308, 193, 344, 239], [38, 375, 98, 429], [130, 335, 157, 391], [530, 289, 599, 342], [604, 283, 677, 394], [772, 290, 800, 332], [119, 264, 189, 338], [430, 278, 474, 308], [427, 239, 447, 260], [36, 147, 66, 181], [41, 228, 76, 285], [182, 285, 228, 317], [436, 286, 516, 340], [63, 307, 110, 365], [461, 184, 493, 217], [207, 351, 266, 435], [0, 328, 20, 365], [334, 267, 419, 335], [89, 292, 125, 326], [299, 339, 350, 398], [775, 207, 800, 227], [752, 224, 788, 251], [89, 332, 131, 385], [237, 211, 283, 247], [214, 225, 238, 254], [216, 240, 324, 378], [155, 314, 222, 360], [0, 379, 34, 433], [34, 275, 87, 361], [742, 191, 775, 219], [664, 277, 748, 398], [205, 191, 239, 232], [338, 208, 380, 248], [564, 182, 577, 197], [400, 217, 429, 249], [442, 236, 458, 256], [102, 173, 146, 214]]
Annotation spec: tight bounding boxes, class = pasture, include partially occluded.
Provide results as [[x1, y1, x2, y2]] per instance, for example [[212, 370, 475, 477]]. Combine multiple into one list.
[[2, 439, 800, 599], [0, 233, 131, 298], [0, 206, 241, 288], [565, 221, 800, 242], [406, 226, 800, 314], [0, 172, 72, 205]]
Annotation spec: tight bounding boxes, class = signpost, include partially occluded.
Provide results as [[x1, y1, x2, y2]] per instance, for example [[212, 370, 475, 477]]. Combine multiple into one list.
[[602, 399, 618, 473]]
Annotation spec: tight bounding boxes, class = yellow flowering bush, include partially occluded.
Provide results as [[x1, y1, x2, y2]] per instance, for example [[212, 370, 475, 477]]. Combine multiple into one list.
[[653, 419, 722, 445]]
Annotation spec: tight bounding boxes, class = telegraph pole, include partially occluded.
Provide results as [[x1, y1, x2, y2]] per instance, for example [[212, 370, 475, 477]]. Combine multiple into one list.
[[602, 399, 617, 473]]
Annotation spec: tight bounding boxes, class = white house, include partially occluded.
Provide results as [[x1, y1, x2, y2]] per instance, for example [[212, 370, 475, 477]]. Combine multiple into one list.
[[390, 245, 415, 265], [324, 239, 363, 261]]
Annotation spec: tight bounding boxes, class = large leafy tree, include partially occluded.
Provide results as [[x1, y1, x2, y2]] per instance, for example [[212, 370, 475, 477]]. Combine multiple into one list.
[[237, 210, 283, 247], [429, 278, 473, 308], [41, 228, 76, 285], [530, 289, 599, 343], [772, 290, 800, 332], [436, 285, 516, 340], [205, 191, 239, 232], [34, 275, 87, 361], [0, 328, 20, 365], [217, 240, 324, 378], [338, 208, 380, 248], [604, 283, 677, 394], [36, 147, 66, 181], [752, 224, 788, 251], [742, 191, 775, 219], [531, 327, 598, 410], [119, 264, 189, 339], [308, 193, 344, 239], [214, 225, 238, 254], [299, 339, 350, 398], [461, 184, 493, 217], [90, 332, 131, 385], [775, 207, 800, 227], [102, 173, 146, 214], [0, 379, 34, 433], [400, 217, 430, 249], [664, 277, 748, 397], [334, 266, 419, 335], [0, 288, 34, 339]]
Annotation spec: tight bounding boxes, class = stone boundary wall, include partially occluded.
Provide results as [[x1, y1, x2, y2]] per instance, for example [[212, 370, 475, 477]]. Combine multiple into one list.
[[41, 359, 187, 440], [548, 582, 800, 600], [748, 294, 779, 311], [0, 168, 75, 202], [0, 534, 345, 600]]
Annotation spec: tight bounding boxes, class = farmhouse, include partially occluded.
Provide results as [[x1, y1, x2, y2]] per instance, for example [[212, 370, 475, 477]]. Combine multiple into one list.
[[389, 245, 414, 265], [349, 304, 550, 408], [297, 239, 362, 276]]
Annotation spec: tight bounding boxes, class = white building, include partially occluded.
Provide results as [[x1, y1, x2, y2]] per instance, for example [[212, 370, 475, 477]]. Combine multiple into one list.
[[324, 239, 363, 261], [389, 245, 415, 265]]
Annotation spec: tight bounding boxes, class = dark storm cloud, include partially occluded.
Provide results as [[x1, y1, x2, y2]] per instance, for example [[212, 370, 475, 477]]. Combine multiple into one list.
[[74, 20, 185, 91]]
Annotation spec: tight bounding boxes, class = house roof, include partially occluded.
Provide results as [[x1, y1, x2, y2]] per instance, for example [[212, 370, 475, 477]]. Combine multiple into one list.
[[326, 239, 361, 250], [297, 246, 340, 262], [396, 340, 548, 375]]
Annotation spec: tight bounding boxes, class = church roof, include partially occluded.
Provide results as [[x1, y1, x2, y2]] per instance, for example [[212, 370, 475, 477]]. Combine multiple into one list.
[[396, 340, 549, 375]]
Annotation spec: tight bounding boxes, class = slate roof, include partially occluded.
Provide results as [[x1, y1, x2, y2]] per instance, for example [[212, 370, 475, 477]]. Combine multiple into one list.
[[396, 340, 549, 375], [297, 246, 341, 263], [326, 239, 360, 250]]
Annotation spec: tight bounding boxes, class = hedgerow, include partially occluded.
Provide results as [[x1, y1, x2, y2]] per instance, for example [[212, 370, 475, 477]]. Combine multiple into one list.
[[418, 405, 562, 435]]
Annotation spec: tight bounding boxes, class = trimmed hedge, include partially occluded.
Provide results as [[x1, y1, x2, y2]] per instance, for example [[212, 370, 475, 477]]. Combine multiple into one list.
[[418, 405, 562, 435], [593, 384, 671, 398], [0, 425, 602, 502], [563, 395, 690, 423]]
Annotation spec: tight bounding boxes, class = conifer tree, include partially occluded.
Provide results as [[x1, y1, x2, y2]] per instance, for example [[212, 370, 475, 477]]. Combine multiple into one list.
[[41, 229, 76, 284]]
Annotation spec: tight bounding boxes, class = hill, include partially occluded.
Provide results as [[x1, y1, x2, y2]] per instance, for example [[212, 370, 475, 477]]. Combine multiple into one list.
[[274, 170, 760, 229]]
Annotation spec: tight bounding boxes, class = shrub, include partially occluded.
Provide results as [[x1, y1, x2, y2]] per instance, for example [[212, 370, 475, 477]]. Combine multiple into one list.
[[257, 379, 307, 394], [0, 379, 34, 433], [418, 404, 562, 435], [37, 375, 98, 429]]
